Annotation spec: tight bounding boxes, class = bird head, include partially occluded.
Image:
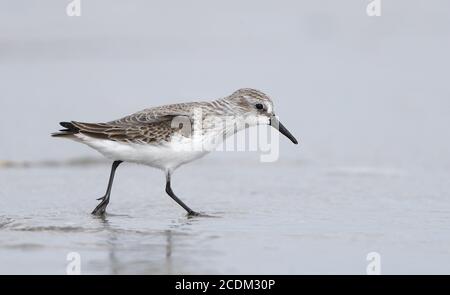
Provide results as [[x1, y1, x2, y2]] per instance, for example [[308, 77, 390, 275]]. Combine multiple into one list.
[[223, 88, 298, 144]]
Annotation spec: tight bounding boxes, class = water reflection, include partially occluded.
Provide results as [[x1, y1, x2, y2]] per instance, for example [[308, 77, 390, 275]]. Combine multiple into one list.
[[94, 216, 120, 275], [91, 213, 208, 274]]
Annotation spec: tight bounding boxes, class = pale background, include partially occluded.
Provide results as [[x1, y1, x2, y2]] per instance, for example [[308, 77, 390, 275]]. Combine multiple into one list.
[[0, 0, 449, 274]]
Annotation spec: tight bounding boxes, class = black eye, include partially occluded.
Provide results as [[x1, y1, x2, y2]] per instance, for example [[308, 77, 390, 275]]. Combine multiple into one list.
[[255, 103, 264, 110]]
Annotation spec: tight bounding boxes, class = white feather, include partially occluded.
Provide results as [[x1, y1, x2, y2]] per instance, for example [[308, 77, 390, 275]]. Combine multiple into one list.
[[74, 133, 208, 171]]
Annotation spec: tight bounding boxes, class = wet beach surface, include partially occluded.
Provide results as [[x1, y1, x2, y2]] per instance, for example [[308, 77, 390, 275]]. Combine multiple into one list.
[[1, 1, 450, 274], [1, 156, 449, 274]]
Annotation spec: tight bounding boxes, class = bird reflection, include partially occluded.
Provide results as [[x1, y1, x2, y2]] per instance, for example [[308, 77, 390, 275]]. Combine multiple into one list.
[[91, 213, 205, 274]]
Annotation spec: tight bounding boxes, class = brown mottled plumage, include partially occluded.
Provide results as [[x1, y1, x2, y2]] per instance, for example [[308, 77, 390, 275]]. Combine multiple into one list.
[[52, 88, 274, 144]]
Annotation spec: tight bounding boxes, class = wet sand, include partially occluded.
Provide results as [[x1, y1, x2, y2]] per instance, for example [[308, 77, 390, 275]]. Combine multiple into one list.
[[1, 156, 449, 274]]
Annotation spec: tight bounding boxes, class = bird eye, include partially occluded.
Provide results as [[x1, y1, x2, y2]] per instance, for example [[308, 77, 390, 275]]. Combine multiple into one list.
[[255, 103, 264, 110]]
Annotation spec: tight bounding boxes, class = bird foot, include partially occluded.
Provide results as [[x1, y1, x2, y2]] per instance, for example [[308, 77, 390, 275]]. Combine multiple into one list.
[[92, 199, 109, 216], [187, 210, 201, 217], [96, 195, 107, 201]]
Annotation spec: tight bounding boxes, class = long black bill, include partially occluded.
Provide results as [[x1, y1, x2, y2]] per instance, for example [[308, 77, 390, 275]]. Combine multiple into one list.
[[270, 115, 298, 144]]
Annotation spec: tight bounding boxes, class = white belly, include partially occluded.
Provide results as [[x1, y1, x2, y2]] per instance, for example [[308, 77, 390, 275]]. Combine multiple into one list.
[[74, 133, 209, 171]]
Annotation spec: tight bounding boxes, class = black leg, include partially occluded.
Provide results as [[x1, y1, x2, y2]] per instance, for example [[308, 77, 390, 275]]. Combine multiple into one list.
[[92, 160, 123, 215], [165, 171, 199, 216]]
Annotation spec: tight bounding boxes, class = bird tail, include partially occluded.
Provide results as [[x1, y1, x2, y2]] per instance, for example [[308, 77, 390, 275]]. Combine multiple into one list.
[[51, 122, 80, 138]]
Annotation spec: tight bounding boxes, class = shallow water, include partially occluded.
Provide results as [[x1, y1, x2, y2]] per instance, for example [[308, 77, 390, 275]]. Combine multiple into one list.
[[1, 0, 450, 274], [1, 156, 449, 274]]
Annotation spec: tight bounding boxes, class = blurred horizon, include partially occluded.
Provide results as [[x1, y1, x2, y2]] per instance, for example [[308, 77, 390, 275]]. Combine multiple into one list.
[[1, 0, 450, 168]]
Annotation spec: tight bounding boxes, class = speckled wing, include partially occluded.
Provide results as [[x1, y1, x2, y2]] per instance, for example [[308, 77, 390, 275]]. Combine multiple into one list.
[[69, 103, 197, 144]]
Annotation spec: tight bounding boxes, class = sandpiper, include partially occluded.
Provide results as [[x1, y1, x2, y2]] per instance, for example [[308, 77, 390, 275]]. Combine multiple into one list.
[[52, 88, 298, 216]]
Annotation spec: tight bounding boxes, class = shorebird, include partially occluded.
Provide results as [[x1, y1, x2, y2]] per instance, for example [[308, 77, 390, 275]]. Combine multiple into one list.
[[52, 88, 298, 216]]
